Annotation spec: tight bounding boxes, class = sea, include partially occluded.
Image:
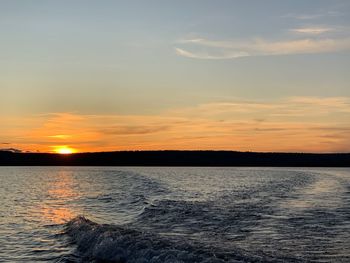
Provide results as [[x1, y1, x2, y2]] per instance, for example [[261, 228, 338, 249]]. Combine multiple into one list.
[[0, 166, 349, 262]]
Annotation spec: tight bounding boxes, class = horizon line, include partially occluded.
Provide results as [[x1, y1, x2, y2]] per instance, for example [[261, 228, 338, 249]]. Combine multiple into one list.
[[1, 150, 350, 155]]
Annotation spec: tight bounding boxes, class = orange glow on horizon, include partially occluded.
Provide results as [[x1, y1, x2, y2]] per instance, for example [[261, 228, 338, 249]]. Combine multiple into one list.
[[53, 146, 77, 154], [3, 95, 350, 154]]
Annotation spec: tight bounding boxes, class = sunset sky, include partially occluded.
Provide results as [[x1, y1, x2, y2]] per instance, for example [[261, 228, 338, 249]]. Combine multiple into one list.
[[1, 0, 350, 153]]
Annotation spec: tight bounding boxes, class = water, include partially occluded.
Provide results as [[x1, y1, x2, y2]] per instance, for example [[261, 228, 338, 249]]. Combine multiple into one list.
[[0, 167, 349, 262]]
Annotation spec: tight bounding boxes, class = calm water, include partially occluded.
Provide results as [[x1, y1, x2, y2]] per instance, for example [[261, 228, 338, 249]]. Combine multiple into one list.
[[0, 167, 350, 262]]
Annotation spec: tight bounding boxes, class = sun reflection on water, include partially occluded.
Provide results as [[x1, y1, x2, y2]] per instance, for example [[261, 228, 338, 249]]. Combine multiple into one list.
[[41, 206, 74, 224], [40, 170, 81, 224]]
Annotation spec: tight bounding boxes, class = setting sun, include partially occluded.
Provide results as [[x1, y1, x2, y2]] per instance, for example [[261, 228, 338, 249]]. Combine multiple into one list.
[[53, 146, 77, 154]]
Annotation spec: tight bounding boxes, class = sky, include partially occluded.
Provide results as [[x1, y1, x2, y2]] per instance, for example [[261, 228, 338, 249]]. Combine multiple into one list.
[[1, 0, 350, 153]]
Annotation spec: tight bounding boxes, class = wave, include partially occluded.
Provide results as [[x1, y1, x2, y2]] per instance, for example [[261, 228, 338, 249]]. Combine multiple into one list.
[[63, 171, 316, 262], [64, 216, 291, 263]]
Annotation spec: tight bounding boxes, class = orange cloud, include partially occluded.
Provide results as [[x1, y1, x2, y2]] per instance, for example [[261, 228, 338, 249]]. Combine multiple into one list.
[[1, 97, 350, 153]]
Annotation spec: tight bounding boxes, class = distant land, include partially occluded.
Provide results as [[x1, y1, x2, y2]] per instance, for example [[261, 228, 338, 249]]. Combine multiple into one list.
[[0, 150, 349, 167]]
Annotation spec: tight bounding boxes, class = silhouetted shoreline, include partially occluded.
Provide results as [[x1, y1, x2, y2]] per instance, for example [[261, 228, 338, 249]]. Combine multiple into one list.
[[0, 150, 349, 167]]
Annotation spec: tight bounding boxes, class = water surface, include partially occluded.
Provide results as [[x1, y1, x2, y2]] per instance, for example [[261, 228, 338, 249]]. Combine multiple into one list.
[[0, 167, 349, 262]]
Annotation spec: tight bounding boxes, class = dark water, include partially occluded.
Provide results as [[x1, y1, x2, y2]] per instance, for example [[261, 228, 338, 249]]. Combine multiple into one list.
[[0, 167, 349, 262]]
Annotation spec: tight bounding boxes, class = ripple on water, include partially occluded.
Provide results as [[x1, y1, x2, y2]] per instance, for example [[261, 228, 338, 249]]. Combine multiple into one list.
[[0, 167, 350, 262]]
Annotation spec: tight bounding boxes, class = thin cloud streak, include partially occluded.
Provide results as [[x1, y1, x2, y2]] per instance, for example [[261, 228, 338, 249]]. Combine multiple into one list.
[[290, 27, 335, 35], [175, 48, 249, 60], [2, 96, 350, 153], [175, 37, 350, 59], [102, 125, 170, 135], [48, 135, 72, 139]]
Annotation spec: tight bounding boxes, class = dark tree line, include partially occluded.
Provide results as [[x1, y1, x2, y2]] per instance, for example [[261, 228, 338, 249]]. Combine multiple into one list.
[[0, 150, 349, 167]]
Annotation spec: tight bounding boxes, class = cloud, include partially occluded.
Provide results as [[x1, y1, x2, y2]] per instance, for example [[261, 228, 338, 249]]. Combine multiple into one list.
[[288, 96, 350, 108], [175, 37, 350, 59], [0, 148, 22, 153], [2, 96, 350, 152], [175, 47, 249, 60], [168, 97, 350, 120], [290, 27, 335, 35], [102, 125, 170, 135], [48, 135, 72, 139]]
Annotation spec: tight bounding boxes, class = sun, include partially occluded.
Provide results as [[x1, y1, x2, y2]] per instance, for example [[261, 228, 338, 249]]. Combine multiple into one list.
[[53, 146, 77, 154]]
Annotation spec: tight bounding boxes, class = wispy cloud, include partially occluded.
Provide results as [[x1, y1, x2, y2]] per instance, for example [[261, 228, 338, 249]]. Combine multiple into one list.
[[48, 134, 72, 139], [290, 26, 335, 35], [102, 125, 170, 135], [175, 47, 249, 60], [175, 37, 350, 59], [3, 96, 349, 153], [169, 97, 350, 118]]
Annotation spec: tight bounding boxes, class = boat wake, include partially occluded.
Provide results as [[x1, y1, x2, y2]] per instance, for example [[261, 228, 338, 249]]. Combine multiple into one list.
[[59, 168, 350, 262], [65, 216, 283, 263]]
